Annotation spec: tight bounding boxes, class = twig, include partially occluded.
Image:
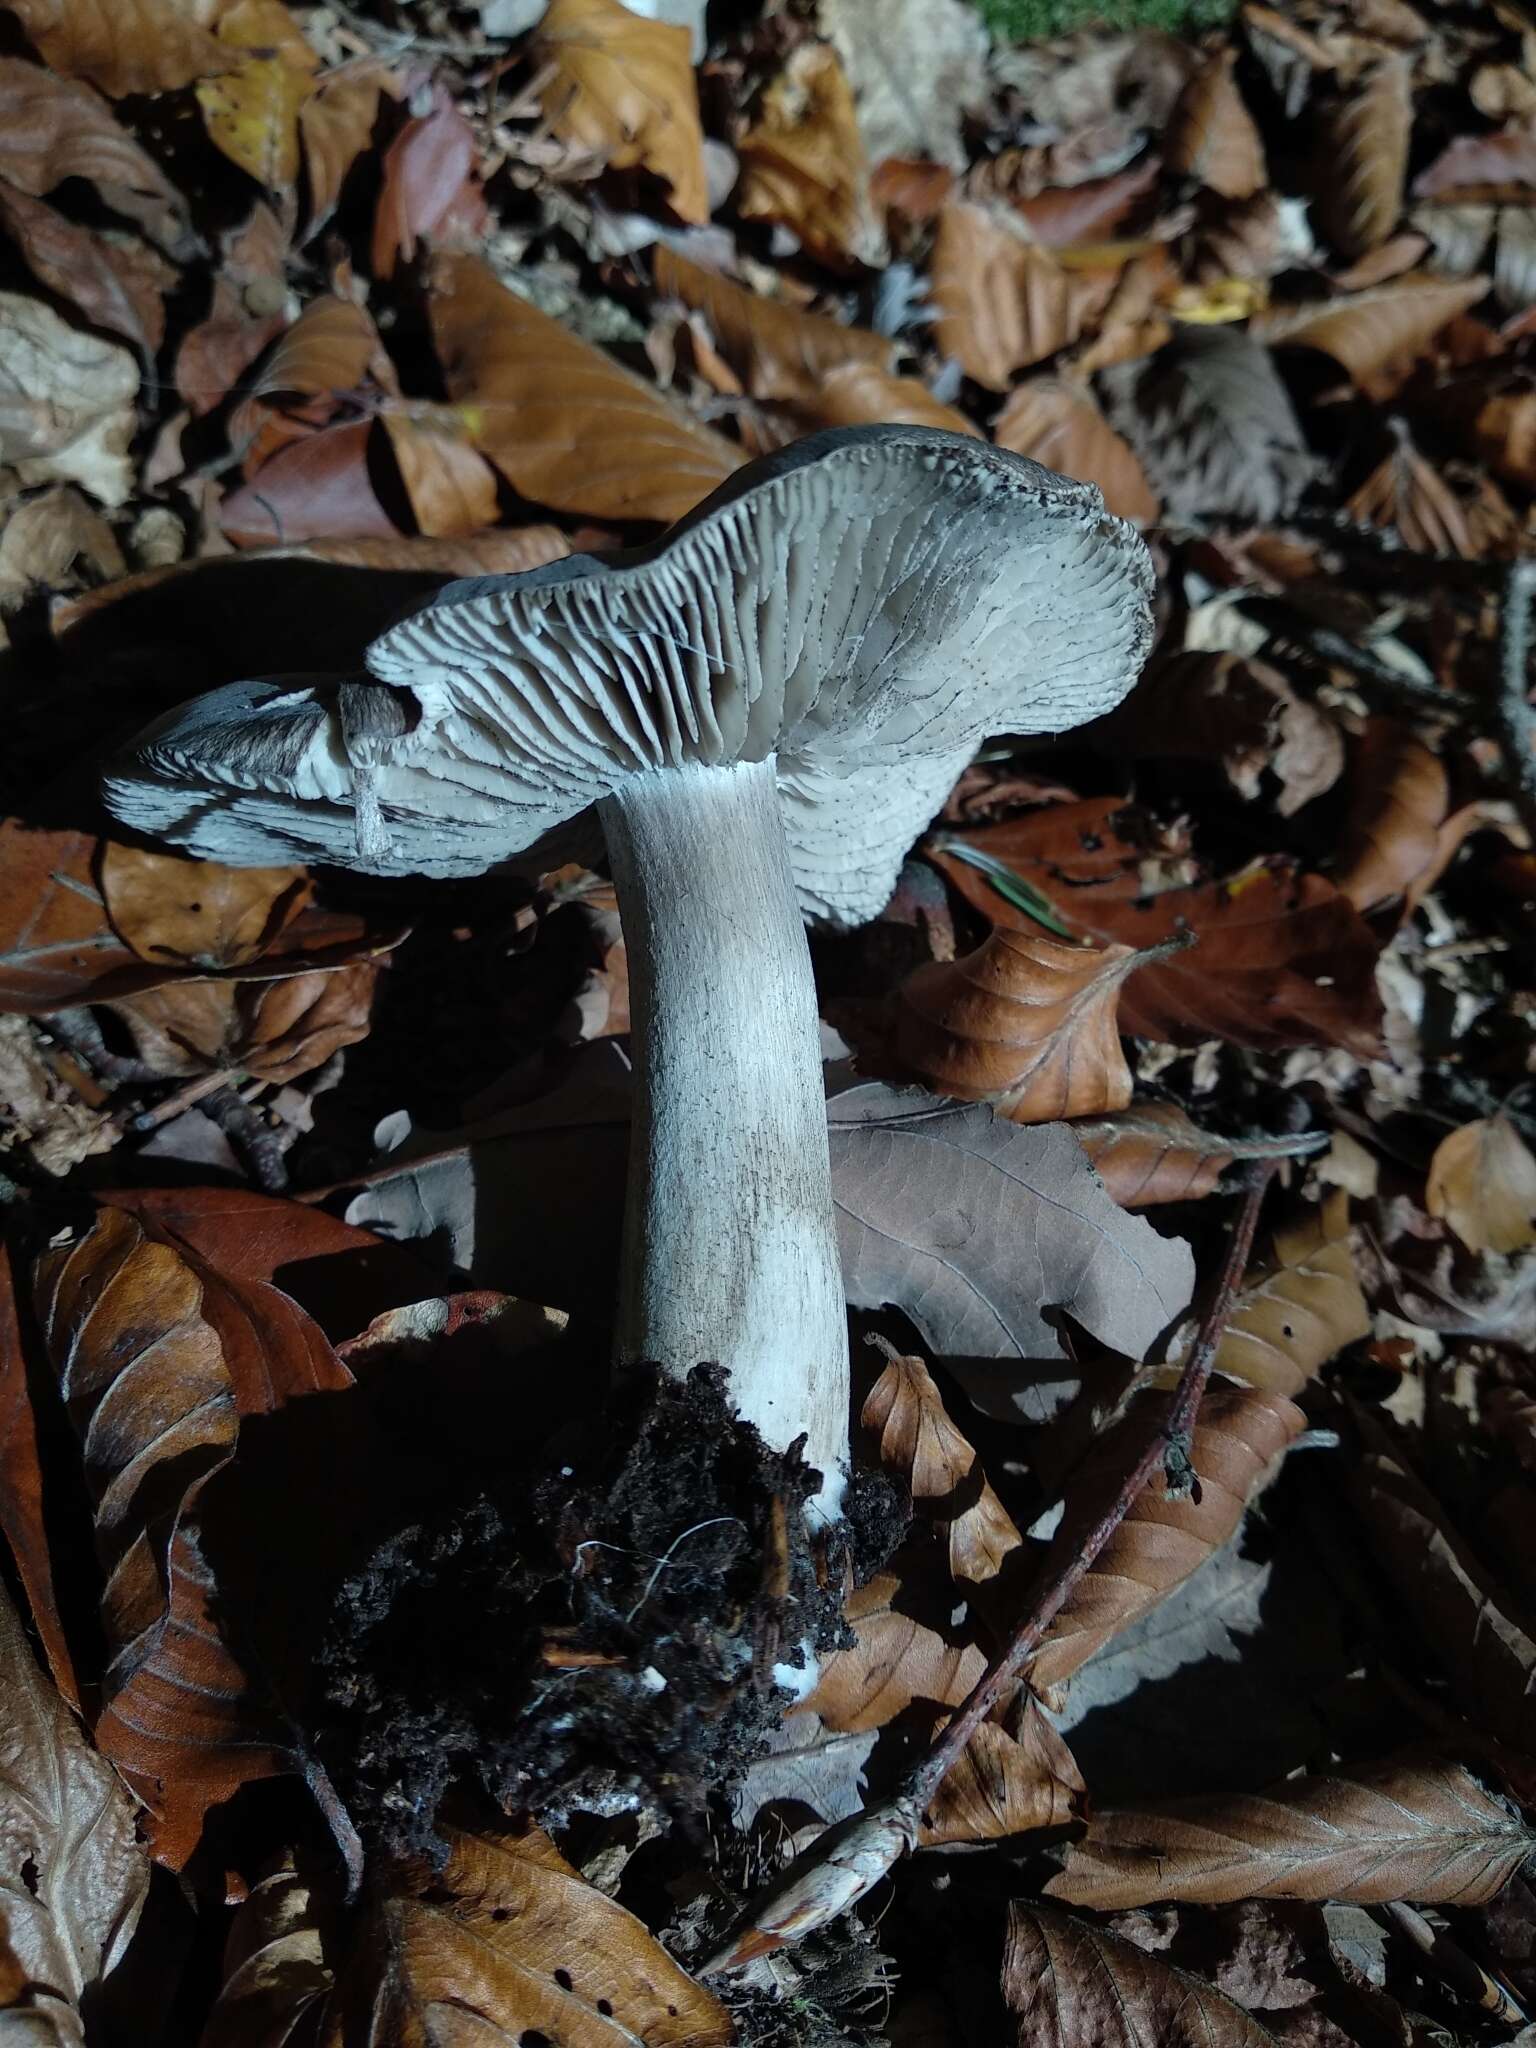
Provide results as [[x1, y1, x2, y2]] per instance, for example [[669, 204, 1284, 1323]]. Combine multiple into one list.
[[1376, 1900, 1528, 2027], [1493, 559, 1536, 849], [702, 1162, 1281, 1975], [202, 1086, 289, 1194]]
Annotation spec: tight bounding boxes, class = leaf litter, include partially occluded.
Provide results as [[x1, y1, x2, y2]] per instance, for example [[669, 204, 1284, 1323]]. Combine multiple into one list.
[[1, 0, 1536, 2038]]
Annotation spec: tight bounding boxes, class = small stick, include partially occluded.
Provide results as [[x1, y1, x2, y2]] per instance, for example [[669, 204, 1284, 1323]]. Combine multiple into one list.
[[1493, 558, 1536, 850], [1376, 1900, 1528, 2027], [702, 1161, 1280, 1974], [203, 1086, 289, 1194]]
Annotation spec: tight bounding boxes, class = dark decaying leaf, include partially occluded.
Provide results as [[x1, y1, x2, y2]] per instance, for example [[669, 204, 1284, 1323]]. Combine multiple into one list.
[[806, 1568, 988, 1733], [1258, 273, 1489, 397], [1047, 1758, 1532, 1908], [198, 1857, 338, 2048], [1313, 58, 1412, 261]]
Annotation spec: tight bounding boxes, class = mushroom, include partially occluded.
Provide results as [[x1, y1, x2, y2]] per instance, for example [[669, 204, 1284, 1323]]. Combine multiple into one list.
[[105, 427, 1154, 1520]]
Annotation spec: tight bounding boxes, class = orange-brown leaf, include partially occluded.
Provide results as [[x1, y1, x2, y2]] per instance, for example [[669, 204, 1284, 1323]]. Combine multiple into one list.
[[1332, 721, 1454, 915], [99, 844, 313, 971], [1426, 1114, 1536, 1256], [808, 1571, 987, 1734], [931, 200, 1122, 390], [1208, 1194, 1370, 1398], [106, 961, 381, 1084], [920, 1705, 1085, 1847], [0, 180, 173, 354], [382, 406, 501, 537], [993, 377, 1158, 522], [1345, 431, 1482, 557], [299, 58, 396, 229], [1164, 50, 1265, 201], [430, 252, 741, 523], [1313, 57, 1413, 260], [533, 0, 708, 224], [0, 55, 191, 253], [1031, 1385, 1306, 1696], [6, 0, 228, 96], [1073, 1103, 1235, 1206], [1259, 273, 1489, 397], [798, 361, 979, 435], [894, 927, 1142, 1123], [369, 87, 483, 279], [651, 246, 894, 406], [1048, 1759, 1533, 1908], [737, 42, 880, 270]]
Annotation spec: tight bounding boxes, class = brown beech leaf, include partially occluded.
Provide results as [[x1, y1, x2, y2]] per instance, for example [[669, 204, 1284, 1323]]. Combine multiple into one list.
[[737, 41, 881, 270], [920, 1702, 1086, 1847], [869, 155, 955, 225], [795, 361, 978, 436], [0, 1574, 148, 2047], [931, 802, 1384, 1055], [1003, 1904, 1278, 2047], [861, 1347, 1024, 1601], [1002, 157, 1163, 249], [299, 58, 395, 231], [4, 0, 228, 96], [430, 252, 740, 523], [1450, 368, 1536, 491], [321, 1824, 731, 2047], [1345, 429, 1482, 556], [0, 1242, 77, 1705], [381, 406, 501, 537], [1164, 49, 1266, 200], [651, 247, 893, 406], [1426, 1114, 1536, 1256], [533, 0, 708, 224], [1047, 1758, 1532, 1909], [1031, 1385, 1306, 1697], [99, 846, 313, 971], [1207, 1195, 1369, 1399], [0, 180, 172, 355], [106, 961, 381, 1085], [807, 1570, 988, 1734], [0, 826, 184, 1014], [1258, 273, 1490, 398], [992, 378, 1158, 524], [931, 201, 1122, 390], [1314, 58, 1412, 259], [220, 421, 399, 547], [0, 56, 191, 253], [1332, 721, 1464, 916], [1074, 1104, 1236, 1206], [893, 927, 1145, 1123], [231, 291, 397, 472], [1415, 125, 1536, 201], [199, 1856, 338, 2048], [370, 86, 483, 280]]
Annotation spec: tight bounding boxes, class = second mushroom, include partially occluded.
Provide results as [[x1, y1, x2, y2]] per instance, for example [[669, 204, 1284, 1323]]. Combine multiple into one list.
[[105, 427, 1154, 1520]]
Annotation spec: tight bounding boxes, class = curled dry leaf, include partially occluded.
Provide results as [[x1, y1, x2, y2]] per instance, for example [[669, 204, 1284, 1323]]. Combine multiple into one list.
[[807, 1569, 987, 1733], [322, 1824, 731, 2046], [218, 418, 399, 545], [1000, 157, 1164, 250], [992, 378, 1158, 524], [1164, 49, 1266, 200], [0, 292, 139, 506], [1415, 125, 1536, 202], [533, 0, 708, 225], [1258, 273, 1490, 398], [1031, 1385, 1306, 1697], [1345, 429, 1483, 557], [430, 252, 741, 522], [0, 1575, 148, 2048], [4, 0, 228, 97], [381, 406, 501, 538], [1075, 1103, 1236, 1206], [931, 201, 1122, 390], [107, 960, 381, 1085], [737, 41, 881, 270], [0, 180, 173, 355], [1426, 1114, 1536, 1256], [298, 59, 395, 232], [1450, 368, 1536, 491], [893, 926, 1143, 1123], [196, 25, 315, 193], [99, 845, 313, 971], [921, 1702, 1086, 1847], [1207, 1194, 1369, 1399], [1332, 721, 1471, 916], [797, 361, 978, 436], [0, 56, 191, 253], [369, 87, 482, 280], [198, 1857, 337, 2048], [1314, 58, 1412, 260], [1004, 1902, 1288, 2046], [651, 246, 893, 406], [1047, 1757, 1532, 1909], [861, 1347, 1023, 1602]]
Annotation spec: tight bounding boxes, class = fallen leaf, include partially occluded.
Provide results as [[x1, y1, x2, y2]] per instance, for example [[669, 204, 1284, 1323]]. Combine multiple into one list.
[[993, 377, 1158, 524], [99, 846, 313, 971], [0, 180, 173, 354], [893, 927, 1144, 1122], [219, 419, 399, 545], [1073, 1103, 1237, 1206], [737, 41, 882, 270], [321, 1824, 731, 2046], [829, 1083, 1196, 1382], [732, 1714, 877, 1836], [1047, 1758, 1532, 1909], [233, 291, 396, 474], [0, 826, 173, 1013], [1031, 1385, 1306, 1696], [197, 51, 312, 191], [0, 293, 138, 505], [0, 1013, 116, 1180], [430, 252, 741, 522], [1449, 367, 1536, 491], [1332, 721, 1462, 915], [921, 1703, 1086, 1846], [1002, 1903, 1281, 2047], [199, 1857, 338, 2048], [0, 1241, 78, 1702], [382, 406, 504, 536], [651, 246, 893, 405], [807, 1569, 988, 1733], [1314, 58, 1412, 259], [0, 1575, 148, 2048], [1207, 1195, 1370, 1398], [533, 0, 708, 224], [0, 486, 123, 623], [1359, 1194, 1536, 1347], [1415, 125, 1536, 201], [1345, 427, 1483, 556], [370, 86, 482, 278], [4, 0, 228, 96], [107, 960, 381, 1084], [868, 155, 955, 224], [819, 0, 988, 172], [1258, 273, 1490, 397], [1003, 158, 1164, 250], [0, 56, 191, 253], [1164, 49, 1265, 200], [1426, 1114, 1536, 1256], [299, 58, 395, 231], [798, 361, 978, 435], [931, 201, 1123, 389]]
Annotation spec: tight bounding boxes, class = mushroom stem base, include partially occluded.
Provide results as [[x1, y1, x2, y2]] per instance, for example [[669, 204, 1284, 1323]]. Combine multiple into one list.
[[599, 757, 848, 1519]]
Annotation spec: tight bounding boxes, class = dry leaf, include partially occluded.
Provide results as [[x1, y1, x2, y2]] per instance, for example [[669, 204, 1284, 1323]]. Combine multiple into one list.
[[99, 845, 313, 970], [382, 406, 501, 536], [107, 961, 381, 1084], [1452, 368, 1536, 490], [1415, 124, 1536, 201], [1346, 429, 1482, 556], [1314, 58, 1413, 259], [1047, 1758, 1532, 1909], [322, 1824, 731, 2046], [861, 1347, 1023, 1599], [1164, 49, 1266, 200], [652, 246, 894, 405], [199, 1857, 337, 2048], [4, 0, 228, 96], [534, 0, 708, 224], [1031, 1385, 1306, 1696], [1003, 158, 1164, 250], [0, 181, 172, 355], [1003, 1902, 1288, 2046], [197, 52, 313, 191], [0, 1575, 148, 2048], [893, 927, 1144, 1123], [993, 378, 1158, 524], [1258, 273, 1489, 397], [931, 201, 1122, 390], [430, 252, 741, 522], [0, 293, 138, 505], [232, 290, 397, 470], [1074, 1103, 1235, 1206], [299, 58, 395, 230], [1208, 1195, 1370, 1398], [819, 0, 988, 172], [807, 1569, 988, 1733], [921, 1704, 1085, 1846], [0, 55, 191, 253], [370, 87, 483, 279], [798, 361, 978, 435], [1426, 1114, 1536, 1256], [737, 42, 881, 270], [1333, 720, 1465, 915], [0, 826, 177, 1013], [219, 420, 399, 545]]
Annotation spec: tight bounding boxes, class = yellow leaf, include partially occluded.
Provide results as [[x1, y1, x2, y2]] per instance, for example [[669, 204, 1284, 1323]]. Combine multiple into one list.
[[197, 53, 312, 190]]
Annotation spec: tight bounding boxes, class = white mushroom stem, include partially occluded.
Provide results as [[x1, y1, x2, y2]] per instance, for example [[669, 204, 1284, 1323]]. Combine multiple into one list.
[[598, 756, 848, 1521]]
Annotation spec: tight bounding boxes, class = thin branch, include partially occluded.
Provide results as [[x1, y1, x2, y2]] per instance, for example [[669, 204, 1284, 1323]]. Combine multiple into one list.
[[1493, 559, 1536, 849]]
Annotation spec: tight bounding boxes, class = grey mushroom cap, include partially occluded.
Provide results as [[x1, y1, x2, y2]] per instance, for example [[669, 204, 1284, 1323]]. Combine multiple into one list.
[[105, 426, 1154, 926]]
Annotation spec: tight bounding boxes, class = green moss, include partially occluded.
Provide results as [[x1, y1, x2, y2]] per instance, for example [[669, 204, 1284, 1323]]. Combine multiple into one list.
[[977, 0, 1235, 37]]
